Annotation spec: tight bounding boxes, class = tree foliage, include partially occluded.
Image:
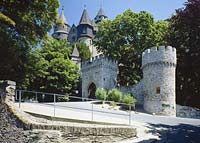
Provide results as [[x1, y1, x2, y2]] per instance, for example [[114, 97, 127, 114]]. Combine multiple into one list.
[[167, 0, 200, 108], [95, 10, 168, 85], [19, 37, 80, 95], [74, 42, 92, 61], [0, 0, 59, 80]]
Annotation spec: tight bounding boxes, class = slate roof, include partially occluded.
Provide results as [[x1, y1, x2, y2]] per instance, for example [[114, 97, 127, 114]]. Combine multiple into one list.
[[79, 8, 92, 25], [96, 8, 106, 17], [59, 7, 68, 24], [72, 45, 80, 57]]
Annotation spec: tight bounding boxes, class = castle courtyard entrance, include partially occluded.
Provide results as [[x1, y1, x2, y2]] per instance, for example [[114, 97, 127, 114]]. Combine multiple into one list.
[[88, 83, 96, 99]]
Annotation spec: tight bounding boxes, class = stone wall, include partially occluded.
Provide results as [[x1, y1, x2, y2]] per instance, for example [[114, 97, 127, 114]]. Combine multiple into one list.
[[119, 80, 144, 105], [176, 104, 200, 119], [81, 55, 118, 98]]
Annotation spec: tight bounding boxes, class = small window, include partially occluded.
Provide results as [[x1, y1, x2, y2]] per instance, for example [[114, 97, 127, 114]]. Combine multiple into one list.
[[82, 27, 86, 34], [156, 87, 160, 94]]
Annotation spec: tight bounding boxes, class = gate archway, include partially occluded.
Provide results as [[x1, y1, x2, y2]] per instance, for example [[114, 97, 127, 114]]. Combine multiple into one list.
[[88, 82, 96, 99]]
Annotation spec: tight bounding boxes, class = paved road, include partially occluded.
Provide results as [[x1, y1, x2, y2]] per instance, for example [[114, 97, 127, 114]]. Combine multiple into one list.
[[15, 101, 200, 143]]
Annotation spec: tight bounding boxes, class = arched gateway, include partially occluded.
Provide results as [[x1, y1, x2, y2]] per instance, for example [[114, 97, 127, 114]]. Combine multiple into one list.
[[88, 82, 96, 99], [81, 55, 118, 98]]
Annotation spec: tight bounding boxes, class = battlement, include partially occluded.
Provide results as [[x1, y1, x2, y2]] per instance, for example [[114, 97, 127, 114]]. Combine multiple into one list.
[[81, 54, 118, 71], [142, 46, 177, 69]]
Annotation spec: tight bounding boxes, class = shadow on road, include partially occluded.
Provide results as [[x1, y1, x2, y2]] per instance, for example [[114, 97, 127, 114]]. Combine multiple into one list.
[[139, 123, 200, 143]]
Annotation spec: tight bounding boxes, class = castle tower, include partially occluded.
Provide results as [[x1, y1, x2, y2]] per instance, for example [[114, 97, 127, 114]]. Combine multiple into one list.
[[77, 7, 98, 57], [94, 7, 108, 23], [77, 7, 94, 43], [81, 55, 118, 99], [52, 6, 70, 40], [142, 46, 177, 116]]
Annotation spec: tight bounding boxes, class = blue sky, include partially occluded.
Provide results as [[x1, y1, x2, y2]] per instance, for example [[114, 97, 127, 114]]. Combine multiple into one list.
[[59, 0, 187, 25]]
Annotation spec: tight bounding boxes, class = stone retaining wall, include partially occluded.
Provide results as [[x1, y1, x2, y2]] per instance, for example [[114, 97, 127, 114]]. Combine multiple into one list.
[[176, 104, 200, 119]]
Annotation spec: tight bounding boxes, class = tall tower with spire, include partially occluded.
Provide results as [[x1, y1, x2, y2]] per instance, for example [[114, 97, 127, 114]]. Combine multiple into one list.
[[52, 6, 70, 40]]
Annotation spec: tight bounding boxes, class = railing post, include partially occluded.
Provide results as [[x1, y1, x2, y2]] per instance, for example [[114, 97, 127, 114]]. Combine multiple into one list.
[[35, 92, 38, 102], [54, 94, 56, 117], [91, 103, 93, 121], [19, 90, 21, 108], [15, 90, 17, 101], [129, 104, 131, 125]]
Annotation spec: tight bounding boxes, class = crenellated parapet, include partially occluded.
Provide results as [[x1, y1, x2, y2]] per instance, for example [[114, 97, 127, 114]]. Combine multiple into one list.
[[81, 54, 118, 72], [142, 46, 176, 69]]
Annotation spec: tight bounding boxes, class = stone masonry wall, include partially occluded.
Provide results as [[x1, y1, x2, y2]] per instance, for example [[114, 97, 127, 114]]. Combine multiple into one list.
[[119, 80, 144, 105], [81, 55, 118, 98], [176, 104, 200, 119]]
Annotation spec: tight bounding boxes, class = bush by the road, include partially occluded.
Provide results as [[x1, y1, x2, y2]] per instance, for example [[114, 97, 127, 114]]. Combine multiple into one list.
[[107, 89, 122, 102], [95, 88, 107, 101]]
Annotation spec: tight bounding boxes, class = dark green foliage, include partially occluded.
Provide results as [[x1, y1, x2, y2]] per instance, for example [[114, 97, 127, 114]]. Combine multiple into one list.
[[167, 0, 200, 108], [95, 88, 107, 101], [75, 43, 92, 61], [0, 0, 59, 80], [107, 89, 122, 102], [95, 10, 168, 86], [19, 37, 80, 95]]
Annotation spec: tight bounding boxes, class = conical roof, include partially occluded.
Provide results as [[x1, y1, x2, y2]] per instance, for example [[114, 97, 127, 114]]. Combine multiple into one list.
[[79, 8, 91, 25], [59, 6, 68, 24], [72, 45, 79, 57], [97, 7, 106, 17]]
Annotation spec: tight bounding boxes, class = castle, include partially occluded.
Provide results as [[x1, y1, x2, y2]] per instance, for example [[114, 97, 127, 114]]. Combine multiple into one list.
[[52, 6, 107, 65], [52, 7, 177, 116]]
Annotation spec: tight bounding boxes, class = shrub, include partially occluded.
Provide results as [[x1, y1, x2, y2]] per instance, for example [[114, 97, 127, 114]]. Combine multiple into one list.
[[57, 95, 69, 102], [107, 88, 122, 102], [95, 88, 107, 101], [122, 93, 137, 105]]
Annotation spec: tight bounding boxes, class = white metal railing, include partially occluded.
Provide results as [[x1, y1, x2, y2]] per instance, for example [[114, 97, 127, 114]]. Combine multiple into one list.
[[15, 90, 134, 125]]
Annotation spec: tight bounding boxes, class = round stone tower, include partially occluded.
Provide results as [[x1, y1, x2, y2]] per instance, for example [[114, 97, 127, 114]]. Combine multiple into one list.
[[142, 46, 177, 116]]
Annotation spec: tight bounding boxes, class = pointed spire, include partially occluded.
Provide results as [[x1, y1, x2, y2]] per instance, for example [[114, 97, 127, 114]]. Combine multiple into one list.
[[94, 7, 107, 23], [79, 5, 91, 25], [59, 5, 68, 24], [97, 7, 106, 17]]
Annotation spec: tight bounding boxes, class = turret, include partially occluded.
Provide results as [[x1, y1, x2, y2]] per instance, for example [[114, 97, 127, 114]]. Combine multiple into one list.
[[142, 46, 177, 116], [77, 7, 94, 39], [52, 6, 70, 40], [94, 7, 108, 23]]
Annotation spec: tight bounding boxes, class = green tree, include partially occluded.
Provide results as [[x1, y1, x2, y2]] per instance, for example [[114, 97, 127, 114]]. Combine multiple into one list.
[[0, 0, 59, 80], [74, 43, 92, 61], [19, 37, 80, 95], [95, 10, 168, 85], [167, 0, 200, 108]]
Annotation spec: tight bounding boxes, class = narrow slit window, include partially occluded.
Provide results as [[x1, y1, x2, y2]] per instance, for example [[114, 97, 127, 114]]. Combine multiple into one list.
[[156, 87, 160, 94]]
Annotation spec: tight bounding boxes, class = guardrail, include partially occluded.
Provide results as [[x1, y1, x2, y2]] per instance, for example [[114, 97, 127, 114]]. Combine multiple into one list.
[[15, 90, 134, 125]]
